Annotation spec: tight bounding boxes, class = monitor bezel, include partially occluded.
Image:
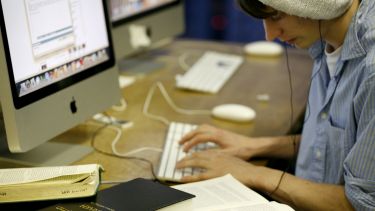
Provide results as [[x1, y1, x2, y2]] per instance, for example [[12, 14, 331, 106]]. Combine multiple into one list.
[[0, 0, 116, 109], [111, 0, 181, 27]]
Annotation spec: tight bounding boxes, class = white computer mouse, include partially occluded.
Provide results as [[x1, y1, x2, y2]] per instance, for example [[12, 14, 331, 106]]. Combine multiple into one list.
[[244, 41, 283, 57], [211, 104, 256, 123]]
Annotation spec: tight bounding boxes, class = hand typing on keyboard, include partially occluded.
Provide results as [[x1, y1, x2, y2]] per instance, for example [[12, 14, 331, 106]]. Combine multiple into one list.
[[175, 149, 258, 184], [157, 122, 217, 182], [173, 124, 264, 184], [179, 124, 256, 160], [157, 123, 260, 182]]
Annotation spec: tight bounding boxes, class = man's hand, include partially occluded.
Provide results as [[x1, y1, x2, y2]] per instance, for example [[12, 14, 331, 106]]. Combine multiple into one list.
[[179, 124, 260, 160], [176, 150, 259, 186]]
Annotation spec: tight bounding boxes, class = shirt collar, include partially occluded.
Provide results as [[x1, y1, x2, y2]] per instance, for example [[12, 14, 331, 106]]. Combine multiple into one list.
[[308, 0, 367, 61], [340, 0, 367, 61], [308, 40, 324, 60]]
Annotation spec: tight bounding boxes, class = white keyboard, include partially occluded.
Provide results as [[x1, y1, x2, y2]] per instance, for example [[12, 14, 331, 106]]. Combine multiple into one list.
[[157, 122, 216, 182], [176, 51, 244, 94]]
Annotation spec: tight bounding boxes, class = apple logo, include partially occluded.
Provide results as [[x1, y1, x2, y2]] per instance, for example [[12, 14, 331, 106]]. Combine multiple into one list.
[[70, 97, 77, 114]]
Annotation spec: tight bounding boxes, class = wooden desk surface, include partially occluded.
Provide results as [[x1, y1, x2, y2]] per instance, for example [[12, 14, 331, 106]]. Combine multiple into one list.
[[24, 39, 315, 183]]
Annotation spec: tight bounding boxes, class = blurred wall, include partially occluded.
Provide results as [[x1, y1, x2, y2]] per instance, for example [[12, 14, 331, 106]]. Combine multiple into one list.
[[181, 0, 266, 43]]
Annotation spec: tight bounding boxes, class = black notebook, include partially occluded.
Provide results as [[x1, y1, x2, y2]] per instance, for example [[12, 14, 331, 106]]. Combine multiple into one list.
[[40, 178, 195, 211]]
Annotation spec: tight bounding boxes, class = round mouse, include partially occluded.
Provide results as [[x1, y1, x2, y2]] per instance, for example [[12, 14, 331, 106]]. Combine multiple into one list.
[[244, 41, 283, 57], [211, 104, 256, 123]]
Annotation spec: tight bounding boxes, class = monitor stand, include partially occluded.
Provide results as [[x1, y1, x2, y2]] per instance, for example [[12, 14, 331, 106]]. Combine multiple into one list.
[[117, 38, 172, 75], [0, 111, 92, 167], [118, 51, 166, 75]]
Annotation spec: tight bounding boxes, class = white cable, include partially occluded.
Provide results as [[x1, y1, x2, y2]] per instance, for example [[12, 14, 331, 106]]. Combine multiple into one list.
[[177, 50, 202, 71], [113, 146, 162, 157], [143, 82, 212, 125], [85, 121, 124, 155], [103, 122, 161, 157], [178, 52, 192, 71], [107, 122, 160, 157], [108, 125, 123, 156], [89, 122, 161, 158], [92, 113, 133, 129], [112, 98, 127, 112], [87, 117, 161, 166], [157, 82, 211, 115], [143, 83, 170, 126]]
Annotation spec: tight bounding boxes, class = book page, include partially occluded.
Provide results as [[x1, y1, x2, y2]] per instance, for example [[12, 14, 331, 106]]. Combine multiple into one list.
[[3, 174, 90, 187], [0, 164, 100, 186], [205, 201, 294, 211], [172, 174, 294, 211]]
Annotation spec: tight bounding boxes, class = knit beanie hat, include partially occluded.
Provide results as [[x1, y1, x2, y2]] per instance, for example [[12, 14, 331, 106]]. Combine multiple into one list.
[[258, 0, 353, 19]]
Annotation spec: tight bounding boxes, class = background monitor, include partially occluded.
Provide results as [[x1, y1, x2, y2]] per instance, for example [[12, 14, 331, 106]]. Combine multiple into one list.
[[0, 0, 121, 166], [108, 0, 185, 73]]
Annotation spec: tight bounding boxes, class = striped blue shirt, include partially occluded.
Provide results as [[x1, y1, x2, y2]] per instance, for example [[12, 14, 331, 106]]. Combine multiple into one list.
[[295, 0, 375, 210]]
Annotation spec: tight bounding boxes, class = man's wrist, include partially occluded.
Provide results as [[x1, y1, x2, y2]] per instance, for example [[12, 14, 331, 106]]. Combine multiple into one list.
[[249, 166, 285, 194], [247, 137, 277, 158]]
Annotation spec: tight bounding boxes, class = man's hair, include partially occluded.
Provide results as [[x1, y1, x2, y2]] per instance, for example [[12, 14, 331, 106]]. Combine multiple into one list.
[[237, 0, 277, 19]]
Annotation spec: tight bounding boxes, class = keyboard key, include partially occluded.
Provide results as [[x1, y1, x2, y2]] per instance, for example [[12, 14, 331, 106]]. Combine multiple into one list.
[[157, 122, 216, 182]]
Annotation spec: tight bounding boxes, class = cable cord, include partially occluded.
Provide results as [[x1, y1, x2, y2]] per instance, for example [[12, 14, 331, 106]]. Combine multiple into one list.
[[304, 20, 325, 123], [143, 81, 212, 125], [87, 120, 161, 182], [111, 97, 128, 112], [268, 44, 299, 197], [88, 120, 162, 156], [143, 82, 170, 126], [178, 50, 202, 71], [178, 52, 193, 71], [269, 21, 325, 197]]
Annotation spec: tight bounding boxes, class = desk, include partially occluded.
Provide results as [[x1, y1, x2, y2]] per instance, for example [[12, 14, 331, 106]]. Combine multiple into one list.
[[2, 39, 314, 183]]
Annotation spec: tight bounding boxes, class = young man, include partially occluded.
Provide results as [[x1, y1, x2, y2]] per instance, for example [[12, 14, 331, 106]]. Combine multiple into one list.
[[176, 0, 375, 210]]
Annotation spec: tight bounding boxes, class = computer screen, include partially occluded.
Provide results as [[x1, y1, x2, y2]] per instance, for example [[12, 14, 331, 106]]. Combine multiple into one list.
[[108, 0, 184, 71], [0, 0, 121, 165], [110, 0, 177, 22]]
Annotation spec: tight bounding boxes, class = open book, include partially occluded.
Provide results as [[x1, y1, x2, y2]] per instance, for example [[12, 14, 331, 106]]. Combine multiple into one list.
[[172, 174, 294, 211], [0, 164, 102, 203]]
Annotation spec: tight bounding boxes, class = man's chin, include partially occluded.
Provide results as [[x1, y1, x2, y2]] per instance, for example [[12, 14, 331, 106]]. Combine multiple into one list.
[[293, 43, 311, 49], [286, 39, 313, 49], [295, 39, 316, 49]]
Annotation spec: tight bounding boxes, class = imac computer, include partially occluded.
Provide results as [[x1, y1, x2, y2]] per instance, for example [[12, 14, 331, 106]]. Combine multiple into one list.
[[108, 0, 185, 73], [0, 0, 121, 166]]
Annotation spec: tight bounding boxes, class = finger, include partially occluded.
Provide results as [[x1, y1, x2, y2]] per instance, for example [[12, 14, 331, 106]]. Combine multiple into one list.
[[175, 156, 197, 169], [182, 135, 210, 152], [179, 171, 217, 183], [178, 124, 216, 145], [176, 153, 210, 169], [179, 129, 207, 148], [179, 174, 202, 183], [181, 132, 220, 152], [178, 129, 200, 145]]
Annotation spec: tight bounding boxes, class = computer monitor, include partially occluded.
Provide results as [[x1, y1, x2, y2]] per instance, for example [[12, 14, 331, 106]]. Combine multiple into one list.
[[108, 0, 185, 73], [0, 0, 121, 166]]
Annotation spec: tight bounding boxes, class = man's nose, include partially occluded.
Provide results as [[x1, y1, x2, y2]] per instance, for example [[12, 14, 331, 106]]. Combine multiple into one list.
[[263, 19, 282, 41]]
